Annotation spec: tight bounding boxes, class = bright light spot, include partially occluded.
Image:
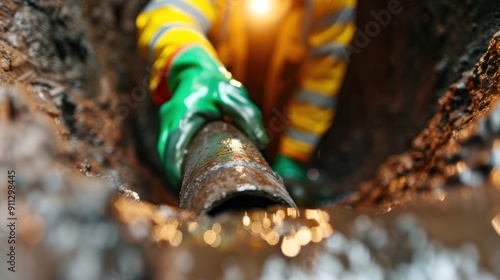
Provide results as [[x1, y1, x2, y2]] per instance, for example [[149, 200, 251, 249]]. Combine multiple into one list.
[[260, 228, 271, 240], [152, 211, 167, 225], [296, 227, 312, 246], [243, 212, 251, 227], [262, 216, 271, 229], [434, 189, 448, 201], [161, 223, 177, 241], [281, 235, 301, 257], [219, 66, 232, 79], [151, 225, 162, 242], [235, 166, 244, 173], [318, 211, 330, 223], [169, 230, 183, 247], [180, 210, 193, 219], [276, 210, 285, 219], [492, 213, 500, 236], [229, 79, 242, 87], [320, 222, 333, 238], [266, 230, 280, 245], [311, 226, 323, 243], [251, 221, 263, 234], [456, 161, 466, 173], [273, 210, 285, 227], [204, 230, 217, 245], [250, 0, 270, 15], [222, 138, 243, 153], [287, 207, 298, 218], [212, 223, 222, 234], [305, 209, 318, 220], [211, 234, 221, 248], [188, 222, 198, 232]]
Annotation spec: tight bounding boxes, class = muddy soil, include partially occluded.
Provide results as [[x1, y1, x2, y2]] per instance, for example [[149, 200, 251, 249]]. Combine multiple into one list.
[[316, 0, 500, 202], [0, 0, 176, 205]]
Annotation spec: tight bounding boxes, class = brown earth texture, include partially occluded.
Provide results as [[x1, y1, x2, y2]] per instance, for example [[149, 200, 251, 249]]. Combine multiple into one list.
[[1, 0, 500, 279]]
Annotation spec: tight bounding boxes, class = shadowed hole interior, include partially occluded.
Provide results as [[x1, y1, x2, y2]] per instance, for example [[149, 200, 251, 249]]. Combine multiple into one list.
[[207, 194, 282, 216]]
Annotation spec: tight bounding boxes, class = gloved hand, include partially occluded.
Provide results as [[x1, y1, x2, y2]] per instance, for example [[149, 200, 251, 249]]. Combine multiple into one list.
[[157, 46, 269, 190], [272, 153, 311, 183], [273, 153, 328, 205]]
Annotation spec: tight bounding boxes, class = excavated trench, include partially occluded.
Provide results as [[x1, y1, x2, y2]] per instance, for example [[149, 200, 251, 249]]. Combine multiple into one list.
[[1, 0, 500, 279]]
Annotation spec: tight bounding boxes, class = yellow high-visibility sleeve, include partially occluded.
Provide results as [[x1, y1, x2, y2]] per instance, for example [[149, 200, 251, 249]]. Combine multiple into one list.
[[136, 0, 221, 103], [279, 0, 357, 162]]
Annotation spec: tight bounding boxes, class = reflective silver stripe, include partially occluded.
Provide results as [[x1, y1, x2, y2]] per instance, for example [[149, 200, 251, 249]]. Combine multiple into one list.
[[143, 0, 210, 32], [309, 43, 350, 61], [295, 89, 337, 109], [286, 127, 320, 145], [302, 0, 313, 44], [149, 23, 193, 64], [313, 8, 356, 31], [217, 0, 230, 44]]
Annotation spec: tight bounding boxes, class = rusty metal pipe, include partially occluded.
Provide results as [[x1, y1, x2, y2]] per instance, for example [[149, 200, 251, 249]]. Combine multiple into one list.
[[180, 121, 297, 215]]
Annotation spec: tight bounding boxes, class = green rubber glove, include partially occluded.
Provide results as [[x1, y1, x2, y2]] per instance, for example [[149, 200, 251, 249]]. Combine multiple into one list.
[[157, 45, 269, 190], [273, 153, 327, 205], [272, 153, 310, 183]]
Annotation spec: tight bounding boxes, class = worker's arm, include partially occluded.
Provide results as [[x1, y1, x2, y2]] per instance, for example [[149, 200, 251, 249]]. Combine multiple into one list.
[[136, 0, 219, 103], [274, 0, 356, 181], [136, 1, 268, 189]]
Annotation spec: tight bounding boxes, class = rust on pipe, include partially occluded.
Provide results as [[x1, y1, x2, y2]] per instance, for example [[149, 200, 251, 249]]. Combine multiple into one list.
[[180, 121, 297, 215]]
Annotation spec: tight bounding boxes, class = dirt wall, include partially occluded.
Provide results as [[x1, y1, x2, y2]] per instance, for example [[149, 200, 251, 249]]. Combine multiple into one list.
[[316, 0, 500, 201]]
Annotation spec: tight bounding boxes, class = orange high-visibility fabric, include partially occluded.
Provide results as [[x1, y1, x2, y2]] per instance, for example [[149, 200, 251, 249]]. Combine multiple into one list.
[[136, 0, 357, 162]]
